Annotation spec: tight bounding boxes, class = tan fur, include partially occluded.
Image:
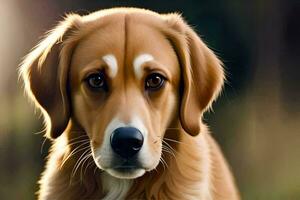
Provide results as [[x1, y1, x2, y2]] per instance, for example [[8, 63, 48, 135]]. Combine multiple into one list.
[[20, 8, 239, 200]]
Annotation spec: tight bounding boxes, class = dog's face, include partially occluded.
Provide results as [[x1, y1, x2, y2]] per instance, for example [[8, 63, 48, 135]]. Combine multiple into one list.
[[70, 17, 180, 178], [20, 8, 224, 179]]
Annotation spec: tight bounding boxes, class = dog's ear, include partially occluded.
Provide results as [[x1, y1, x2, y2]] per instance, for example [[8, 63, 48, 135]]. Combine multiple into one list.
[[163, 14, 225, 136], [19, 14, 82, 139]]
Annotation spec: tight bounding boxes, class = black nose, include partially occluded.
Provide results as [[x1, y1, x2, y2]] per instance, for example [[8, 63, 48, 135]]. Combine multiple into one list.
[[110, 127, 144, 159]]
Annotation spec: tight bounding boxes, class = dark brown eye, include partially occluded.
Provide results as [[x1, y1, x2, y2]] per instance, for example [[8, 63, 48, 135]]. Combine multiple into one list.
[[145, 73, 166, 91], [86, 73, 106, 90]]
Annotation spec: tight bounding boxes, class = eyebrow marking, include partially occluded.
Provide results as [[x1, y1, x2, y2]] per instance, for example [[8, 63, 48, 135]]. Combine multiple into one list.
[[102, 54, 118, 78], [133, 54, 154, 79]]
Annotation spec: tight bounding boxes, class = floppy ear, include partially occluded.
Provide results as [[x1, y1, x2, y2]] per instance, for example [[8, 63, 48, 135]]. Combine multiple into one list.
[[164, 14, 225, 136], [19, 14, 82, 139]]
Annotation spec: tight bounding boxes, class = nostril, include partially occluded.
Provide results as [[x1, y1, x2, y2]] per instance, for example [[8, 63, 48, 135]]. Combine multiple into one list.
[[110, 127, 144, 158]]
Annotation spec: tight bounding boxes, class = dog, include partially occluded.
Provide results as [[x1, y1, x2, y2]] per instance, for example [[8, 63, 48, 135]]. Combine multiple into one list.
[[20, 7, 240, 200]]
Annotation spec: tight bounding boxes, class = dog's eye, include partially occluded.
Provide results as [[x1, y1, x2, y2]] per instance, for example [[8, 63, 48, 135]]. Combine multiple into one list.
[[145, 73, 165, 91], [86, 73, 106, 90]]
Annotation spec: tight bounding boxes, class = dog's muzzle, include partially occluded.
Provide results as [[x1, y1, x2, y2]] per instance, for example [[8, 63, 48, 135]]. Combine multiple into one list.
[[110, 127, 144, 159]]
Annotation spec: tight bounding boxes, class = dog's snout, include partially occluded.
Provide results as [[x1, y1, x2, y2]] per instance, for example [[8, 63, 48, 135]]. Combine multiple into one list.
[[110, 127, 144, 158]]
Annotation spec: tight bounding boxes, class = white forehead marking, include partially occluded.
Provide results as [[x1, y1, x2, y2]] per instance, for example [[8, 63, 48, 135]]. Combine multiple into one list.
[[102, 54, 118, 78], [133, 54, 154, 79]]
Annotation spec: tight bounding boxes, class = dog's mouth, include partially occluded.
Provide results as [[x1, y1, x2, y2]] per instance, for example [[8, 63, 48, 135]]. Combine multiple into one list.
[[105, 159, 146, 179], [114, 160, 141, 169], [92, 149, 150, 179], [106, 165, 146, 179]]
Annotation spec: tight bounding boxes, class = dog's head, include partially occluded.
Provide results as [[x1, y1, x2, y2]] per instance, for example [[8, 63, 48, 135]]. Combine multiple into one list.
[[20, 8, 224, 179]]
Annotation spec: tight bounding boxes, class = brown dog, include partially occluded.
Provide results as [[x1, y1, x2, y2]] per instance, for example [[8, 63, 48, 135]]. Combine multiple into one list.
[[20, 7, 239, 200]]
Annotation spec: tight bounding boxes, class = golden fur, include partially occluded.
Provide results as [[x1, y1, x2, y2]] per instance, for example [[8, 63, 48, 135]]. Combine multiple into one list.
[[20, 7, 240, 200]]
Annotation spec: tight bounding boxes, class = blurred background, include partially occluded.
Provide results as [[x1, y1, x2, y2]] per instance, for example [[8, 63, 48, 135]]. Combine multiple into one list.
[[0, 0, 299, 199]]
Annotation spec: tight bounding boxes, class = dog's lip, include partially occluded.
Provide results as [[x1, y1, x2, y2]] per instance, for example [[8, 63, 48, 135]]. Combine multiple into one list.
[[106, 166, 146, 179], [114, 165, 138, 169], [113, 161, 142, 170], [111, 165, 153, 173]]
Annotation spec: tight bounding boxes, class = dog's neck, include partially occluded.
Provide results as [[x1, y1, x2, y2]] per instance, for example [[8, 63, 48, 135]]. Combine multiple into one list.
[[100, 172, 133, 200]]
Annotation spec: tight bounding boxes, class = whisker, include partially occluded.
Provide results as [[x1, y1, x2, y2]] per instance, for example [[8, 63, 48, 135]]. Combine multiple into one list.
[[162, 145, 178, 161], [159, 157, 166, 171], [66, 135, 89, 143], [162, 146, 176, 158], [66, 139, 90, 148], [80, 152, 93, 181], [71, 148, 91, 179], [162, 140, 178, 155], [84, 159, 95, 176], [60, 143, 90, 169], [163, 137, 185, 145], [71, 147, 91, 174], [163, 157, 169, 168], [162, 150, 174, 159], [163, 147, 180, 166], [62, 146, 91, 171], [160, 156, 169, 170]]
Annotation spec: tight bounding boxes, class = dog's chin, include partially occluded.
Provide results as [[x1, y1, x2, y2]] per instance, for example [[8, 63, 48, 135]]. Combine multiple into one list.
[[106, 168, 145, 179]]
